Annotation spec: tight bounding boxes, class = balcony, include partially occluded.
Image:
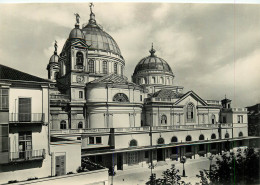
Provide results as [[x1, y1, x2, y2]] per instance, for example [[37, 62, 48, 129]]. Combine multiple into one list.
[[51, 124, 221, 136], [9, 113, 45, 124], [9, 149, 45, 163]]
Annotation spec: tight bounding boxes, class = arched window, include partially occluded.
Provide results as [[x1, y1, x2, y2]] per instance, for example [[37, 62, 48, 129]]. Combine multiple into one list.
[[113, 93, 129, 102], [102, 61, 108, 74], [225, 133, 230, 139], [114, 63, 118, 74], [161, 115, 167, 124], [60, 120, 66, 129], [76, 52, 84, 67], [171, 136, 178, 143], [187, 103, 194, 122], [158, 137, 165, 145], [211, 114, 216, 124], [239, 132, 243, 137], [199, 134, 205, 140], [211, 133, 216, 140], [78, 121, 83, 129], [88, 60, 94, 73], [129, 139, 137, 147], [186, 135, 192, 142]]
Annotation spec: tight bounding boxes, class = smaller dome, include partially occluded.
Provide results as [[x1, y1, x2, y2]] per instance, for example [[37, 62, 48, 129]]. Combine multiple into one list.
[[49, 54, 59, 63], [133, 45, 173, 75], [69, 26, 83, 39]]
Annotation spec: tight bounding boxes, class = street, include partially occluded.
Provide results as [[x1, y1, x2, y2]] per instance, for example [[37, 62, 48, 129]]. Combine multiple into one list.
[[110, 157, 210, 185]]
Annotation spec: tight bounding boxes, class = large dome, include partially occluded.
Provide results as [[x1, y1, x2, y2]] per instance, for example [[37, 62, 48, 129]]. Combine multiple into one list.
[[82, 12, 122, 58], [133, 47, 173, 75]]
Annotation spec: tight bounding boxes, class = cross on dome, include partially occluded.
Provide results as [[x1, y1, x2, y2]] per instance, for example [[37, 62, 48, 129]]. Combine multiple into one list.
[[149, 43, 156, 56]]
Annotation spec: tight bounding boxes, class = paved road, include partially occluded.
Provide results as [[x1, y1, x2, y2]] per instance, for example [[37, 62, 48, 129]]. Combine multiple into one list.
[[109, 157, 210, 185]]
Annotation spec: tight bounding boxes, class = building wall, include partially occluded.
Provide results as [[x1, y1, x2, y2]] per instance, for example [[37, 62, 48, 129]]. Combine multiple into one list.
[[50, 142, 81, 175]]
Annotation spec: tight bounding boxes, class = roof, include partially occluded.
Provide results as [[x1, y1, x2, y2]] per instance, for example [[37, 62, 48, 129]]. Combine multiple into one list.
[[89, 74, 134, 85], [82, 12, 122, 57], [174, 90, 208, 106], [0, 64, 51, 83], [152, 89, 183, 99]]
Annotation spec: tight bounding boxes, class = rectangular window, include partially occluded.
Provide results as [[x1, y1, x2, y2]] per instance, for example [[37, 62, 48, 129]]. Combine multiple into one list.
[[121, 66, 123, 76], [0, 89, 9, 110], [88, 60, 95, 73], [79, 91, 83, 99], [140, 95, 142, 101], [18, 98, 31, 122], [19, 132, 32, 159], [89, 137, 94, 144], [114, 63, 118, 74], [103, 61, 108, 74], [96, 137, 102, 144]]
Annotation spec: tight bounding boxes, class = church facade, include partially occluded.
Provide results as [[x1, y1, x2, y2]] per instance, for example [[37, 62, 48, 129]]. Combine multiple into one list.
[[47, 5, 249, 173]]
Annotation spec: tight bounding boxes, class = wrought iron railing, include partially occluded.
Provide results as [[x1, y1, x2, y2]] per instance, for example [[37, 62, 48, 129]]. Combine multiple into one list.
[[9, 113, 45, 122], [9, 149, 45, 162]]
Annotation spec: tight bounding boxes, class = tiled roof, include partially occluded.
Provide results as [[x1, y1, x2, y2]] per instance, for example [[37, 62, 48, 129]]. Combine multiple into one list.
[[90, 74, 134, 85], [0, 64, 50, 83], [152, 89, 182, 99]]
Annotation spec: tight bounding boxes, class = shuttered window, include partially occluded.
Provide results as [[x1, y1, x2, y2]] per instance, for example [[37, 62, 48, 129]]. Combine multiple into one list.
[[19, 98, 31, 122]]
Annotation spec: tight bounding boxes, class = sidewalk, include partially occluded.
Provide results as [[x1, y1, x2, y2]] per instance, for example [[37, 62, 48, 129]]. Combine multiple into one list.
[[110, 157, 210, 185]]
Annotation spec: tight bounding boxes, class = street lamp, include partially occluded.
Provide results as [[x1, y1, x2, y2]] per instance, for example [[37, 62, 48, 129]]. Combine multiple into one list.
[[180, 156, 187, 177], [208, 155, 214, 173]]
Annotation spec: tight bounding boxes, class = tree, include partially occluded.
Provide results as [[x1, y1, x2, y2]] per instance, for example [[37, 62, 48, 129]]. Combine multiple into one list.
[[197, 148, 260, 185], [162, 164, 182, 185], [146, 164, 184, 185]]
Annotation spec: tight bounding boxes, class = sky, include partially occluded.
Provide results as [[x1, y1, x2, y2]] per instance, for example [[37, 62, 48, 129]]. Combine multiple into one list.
[[0, 2, 259, 108]]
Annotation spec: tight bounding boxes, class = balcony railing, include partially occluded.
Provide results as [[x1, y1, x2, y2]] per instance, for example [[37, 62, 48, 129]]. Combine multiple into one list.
[[51, 128, 111, 135], [9, 149, 45, 162], [9, 113, 45, 123], [51, 124, 222, 135]]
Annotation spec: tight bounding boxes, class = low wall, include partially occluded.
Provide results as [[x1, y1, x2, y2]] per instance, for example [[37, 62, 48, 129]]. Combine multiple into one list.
[[1, 169, 108, 185]]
